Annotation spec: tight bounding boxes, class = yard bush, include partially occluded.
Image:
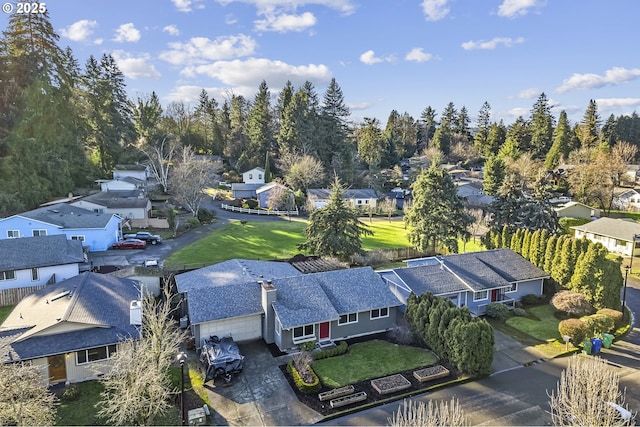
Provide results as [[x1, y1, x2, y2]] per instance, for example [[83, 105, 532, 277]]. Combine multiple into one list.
[[287, 360, 321, 394], [185, 217, 200, 228], [596, 308, 624, 329], [512, 307, 527, 317], [313, 341, 348, 360], [558, 318, 588, 345], [350, 250, 391, 268], [521, 294, 540, 306], [197, 208, 216, 224], [485, 302, 510, 320], [551, 291, 595, 317], [580, 313, 615, 337], [244, 199, 259, 209]]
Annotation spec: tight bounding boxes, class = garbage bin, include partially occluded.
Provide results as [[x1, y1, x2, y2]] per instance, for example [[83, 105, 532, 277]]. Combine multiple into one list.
[[602, 333, 614, 349], [582, 339, 592, 355], [591, 337, 603, 354]]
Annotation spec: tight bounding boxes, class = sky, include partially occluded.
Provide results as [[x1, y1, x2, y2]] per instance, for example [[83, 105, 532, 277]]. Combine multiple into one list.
[[2, 0, 640, 126]]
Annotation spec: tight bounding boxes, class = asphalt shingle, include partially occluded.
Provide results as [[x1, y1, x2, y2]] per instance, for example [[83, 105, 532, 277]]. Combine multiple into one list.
[[0, 235, 85, 270]]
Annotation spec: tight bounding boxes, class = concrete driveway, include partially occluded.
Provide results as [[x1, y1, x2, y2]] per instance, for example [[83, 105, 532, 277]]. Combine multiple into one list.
[[205, 340, 322, 426]]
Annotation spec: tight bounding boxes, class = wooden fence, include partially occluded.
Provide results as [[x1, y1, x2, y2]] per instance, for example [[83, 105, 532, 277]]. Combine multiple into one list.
[[0, 284, 45, 307], [221, 203, 299, 216]]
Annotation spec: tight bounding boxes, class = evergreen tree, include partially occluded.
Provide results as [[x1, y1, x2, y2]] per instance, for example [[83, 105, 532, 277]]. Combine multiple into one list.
[[552, 238, 574, 287], [486, 120, 507, 157], [450, 318, 494, 376], [474, 101, 492, 156], [482, 155, 506, 196], [319, 78, 351, 177], [133, 92, 163, 143], [226, 95, 249, 165], [543, 234, 558, 273], [528, 229, 542, 266], [521, 229, 532, 260], [404, 164, 472, 254], [454, 105, 472, 142], [299, 176, 372, 259], [488, 174, 525, 231], [569, 242, 618, 309], [537, 229, 549, 268], [419, 106, 438, 148], [529, 93, 555, 157], [247, 80, 273, 166], [357, 117, 388, 169], [577, 99, 601, 148], [498, 116, 529, 159], [545, 110, 572, 170], [501, 225, 511, 249]]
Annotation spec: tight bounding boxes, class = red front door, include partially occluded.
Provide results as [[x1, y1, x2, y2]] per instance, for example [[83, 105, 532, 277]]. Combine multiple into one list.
[[319, 322, 329, 340], [491, 289, 498, 302]]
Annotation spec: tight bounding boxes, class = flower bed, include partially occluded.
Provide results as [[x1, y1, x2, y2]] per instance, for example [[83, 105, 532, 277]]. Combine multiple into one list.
[[329, 391, 367, 408], [370, 374, 411, 395], [413, 365, 450, 383], [318, 385, 355, 402]]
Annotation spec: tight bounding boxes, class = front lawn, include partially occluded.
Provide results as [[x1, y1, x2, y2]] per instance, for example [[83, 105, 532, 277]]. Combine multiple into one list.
[[505, 304, 562, 341], [311, 340, 437, 388]]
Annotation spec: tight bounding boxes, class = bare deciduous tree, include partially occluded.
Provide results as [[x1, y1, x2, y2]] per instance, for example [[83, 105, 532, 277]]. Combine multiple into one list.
[[388, 398, 467, 427], [0, 342, 57, 426], [279, 153, 326, 192], [266, 182, 294, 211], [466, 207, 486, 243], [140, 136, 179, 193], [379, 198, 398, 222], [548, 355, 634, 426], [170, 145, 214, 217], [97, 288, 187, 426], [612, 141, 638, 164]]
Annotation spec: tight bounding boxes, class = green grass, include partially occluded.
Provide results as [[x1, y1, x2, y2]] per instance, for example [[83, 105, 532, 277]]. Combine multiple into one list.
[[0, 305, 13, 324], [606, 211, 640, 221], [505, 304, 561, 341], [312, 340, 438, 388], [55, 381, 108, 426], [360, 218, 412, 249]]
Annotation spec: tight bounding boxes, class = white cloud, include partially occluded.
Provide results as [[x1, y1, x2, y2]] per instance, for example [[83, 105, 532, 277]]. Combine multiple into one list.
[[497, 0, 542, 18], [517, 88, 540, 99], [172, 0, 205, 12], [180, 57, 332, 89], [225, 14, 238, 24], [214, 0, 355, 15], [163, 25, 180, 36], [60, 20, 97, 42], [359, 50, 394, 65], [164, 85, 229, 103], [113, 23, 141, 43], [347, 101, 372, 111], [405, 47, 433, 63], [461, 36, 524, 50], [506, 107, 528, 118], [255, 11, 317, 32], [421, 0, 450, 21], [160, 34, 257, 65], [111, 51, 161, 79], [595, 97, 640, 112], [557, 67, 640, 93]]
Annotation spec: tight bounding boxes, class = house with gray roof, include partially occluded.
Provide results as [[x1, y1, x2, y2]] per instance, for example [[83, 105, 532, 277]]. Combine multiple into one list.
[[308, 188, 378, 210], [0, 273, 141, 385], [175, 260, 401, 351], [0, 235, 85, 291], [71, 190, 152, 220], [379, 249, 548, 315], [572, 217, 640, 256], [0, 203, 122, 251]]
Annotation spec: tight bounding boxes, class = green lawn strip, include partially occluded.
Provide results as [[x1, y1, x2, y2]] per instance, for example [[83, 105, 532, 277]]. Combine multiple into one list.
[[359, 219, 412, 249], [459, 237, 485, 253], [312, 340, 437, 388], [55, 381, 108, 426], [0, 305, 14, 324], [506, 304, 561, 342]]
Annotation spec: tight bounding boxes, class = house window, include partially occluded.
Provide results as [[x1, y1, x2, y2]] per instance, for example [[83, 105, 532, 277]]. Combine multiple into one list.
[[293, 324, 314, 342], [70, 235, 85, 242], [365, 200, 369, 204], [258, 174, 263, 180], [76, 344, 117, 365], [371, 307, 389, 319], [506, 283, 517, 293], [0, 270, 16, 281], [339, 313, 358, 325], [473, 291, 488, 301], [357, 200, 362, 205], [32, 229, 47, 237], [31, 268, 39, 281], [7, 230, 19, 238], [249, 173, 253, 179]]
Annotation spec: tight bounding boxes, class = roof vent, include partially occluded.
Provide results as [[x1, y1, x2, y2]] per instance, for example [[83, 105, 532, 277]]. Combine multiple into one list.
[[50, 290, 70, 301]]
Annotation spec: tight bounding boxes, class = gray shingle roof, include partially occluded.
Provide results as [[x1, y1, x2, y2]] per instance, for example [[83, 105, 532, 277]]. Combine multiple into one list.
[[12, 203, 117, 229], [0, 235, 85, 270], [308, 188, 377, 200], [186, 282, 263, 324], [392, 265, 468, 296], [272, 275, 339, 329], [231, 183, 263, 191], [0, 273, 141, 362], [81, 192, 150, 209], [571, 217, 640, 242]]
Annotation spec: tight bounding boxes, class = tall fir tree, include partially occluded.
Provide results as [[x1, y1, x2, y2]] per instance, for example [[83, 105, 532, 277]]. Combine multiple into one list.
[[577, 99, 601, 148], [474, 101, 492, 156], [529, 93, 555, 157], [544, 110, 573, 170], [482, 155, 506, 196], [247, 80, 273, 166]]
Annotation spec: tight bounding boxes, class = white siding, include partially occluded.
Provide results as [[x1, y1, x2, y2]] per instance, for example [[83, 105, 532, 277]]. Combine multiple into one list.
[[198, 314, 262, 346], [0, 263, 79, 291]]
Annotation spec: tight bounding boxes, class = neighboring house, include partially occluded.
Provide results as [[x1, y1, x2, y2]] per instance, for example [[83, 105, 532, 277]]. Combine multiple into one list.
[[456, 179, 494, 207], [379, 249, 549, 315], [71, 191, 151, 220], [256, 182, 294, 209], [0, 273, 142, 385], [623, 165, 640, 185], [0, 203, 122, 252], [612, 187, 640, 211], [242, 167, 265, 184], [98, 177, 146, 192], [113, 164, 149, 181], [572, 217, 640, 256], [175, 259, 401, 351], [443, 164, 469, 181], [308, 188, 378, 210], [0, 235, 85, 291], [554, 201, 600, 219], [385, 187, 411, 209]]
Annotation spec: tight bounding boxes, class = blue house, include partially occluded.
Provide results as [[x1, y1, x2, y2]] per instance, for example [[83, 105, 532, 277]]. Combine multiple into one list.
[[379, 249, 549, 315], [176, 259, 401, 351], [256, 182, 294, 208], [0, 203, 122, 252]]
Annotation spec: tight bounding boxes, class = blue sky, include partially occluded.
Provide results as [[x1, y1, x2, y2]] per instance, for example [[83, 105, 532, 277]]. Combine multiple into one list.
[[3, 0, 640, 126]]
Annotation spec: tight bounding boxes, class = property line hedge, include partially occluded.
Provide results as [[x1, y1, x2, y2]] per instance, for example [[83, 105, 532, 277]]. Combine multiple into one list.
[[313, 341, 348, 360]]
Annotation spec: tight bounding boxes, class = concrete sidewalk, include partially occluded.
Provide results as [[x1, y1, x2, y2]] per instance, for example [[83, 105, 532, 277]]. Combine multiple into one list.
[[491, 329, 549, 374]]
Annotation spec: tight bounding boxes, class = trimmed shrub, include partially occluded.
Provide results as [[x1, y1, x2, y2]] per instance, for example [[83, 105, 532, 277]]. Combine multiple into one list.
[[596, 308, 624, 329], [244, 199, 259, 209], [300, 341, 316, 352], [185, 217, 200, 228], [287, 360, 321, 394], [551, 291, 595, 317], [313, 341, 348, 360], [580, 313, 615, 337], [521, 294, 539, 306], [512, 307, 527, 317], [558, 318, 588, 345], [485, 302, 510, 320], [60, 384, 81, 402], [197, 208, 216, 224]]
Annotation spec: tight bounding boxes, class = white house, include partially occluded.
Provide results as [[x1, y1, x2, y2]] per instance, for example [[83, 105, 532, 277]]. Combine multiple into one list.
[[0, 235, 85, 291], [572, 217, 640, 256], [113, 164, 149, 181], [242, 167, 265, 184], [308, 188, 378, 210], [71, 191, 151, 220], [554, 201, 600, 219], [98, 177, 145, 192], [613, 188, 640, 211]]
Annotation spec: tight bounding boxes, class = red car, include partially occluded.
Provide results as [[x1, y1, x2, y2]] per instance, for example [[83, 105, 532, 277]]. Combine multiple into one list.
[[111, 238, 146, 250]]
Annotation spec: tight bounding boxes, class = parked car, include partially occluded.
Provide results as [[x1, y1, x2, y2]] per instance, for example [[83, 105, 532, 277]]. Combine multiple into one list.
[[123, 231, 163, 244], [111, 238, 146, 250], [200, 335, 244, 383]]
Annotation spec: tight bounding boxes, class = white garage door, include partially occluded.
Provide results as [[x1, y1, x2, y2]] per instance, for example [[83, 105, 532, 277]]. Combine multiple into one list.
[[199, 315, 262, 344]]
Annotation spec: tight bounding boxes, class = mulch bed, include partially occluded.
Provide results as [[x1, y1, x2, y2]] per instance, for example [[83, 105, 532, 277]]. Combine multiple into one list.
[[277, 334, 464, 417]]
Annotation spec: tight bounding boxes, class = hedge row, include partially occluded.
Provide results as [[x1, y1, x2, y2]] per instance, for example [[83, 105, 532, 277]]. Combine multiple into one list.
[[558, 308, 623, 345], [286, 360, 321, 394], [313, 341, 348, 360]]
